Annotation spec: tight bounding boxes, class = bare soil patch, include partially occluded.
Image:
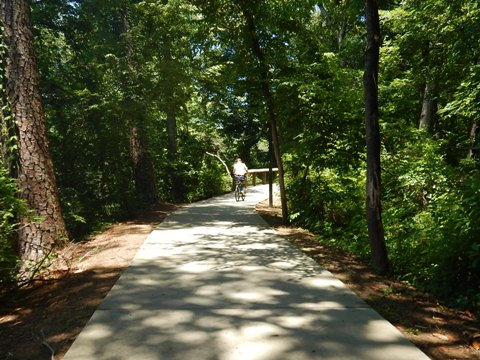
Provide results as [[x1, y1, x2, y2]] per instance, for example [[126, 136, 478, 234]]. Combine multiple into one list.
[[0, 198, 479, 359]]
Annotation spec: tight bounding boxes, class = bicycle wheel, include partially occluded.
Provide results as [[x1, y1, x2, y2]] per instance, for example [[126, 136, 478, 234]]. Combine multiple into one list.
[[235, 186, 240, 201], [238, 183, 245, 201]]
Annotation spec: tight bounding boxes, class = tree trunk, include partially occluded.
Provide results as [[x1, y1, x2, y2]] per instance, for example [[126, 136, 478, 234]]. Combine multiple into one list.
[[153, 1, 177, 165], [364, 0, 389, 274], [238, 0, 289, 223], [129, 125, 157, 203], [166, 107, 177, 159], [419, 81, 437, 133], [161, 39, 185, 201], [337, 0, 348, 51], [468, 122, 477, 159], [2, 0, 68, 262], [163, 39, 177, 162], [119, 4, 158, 203]]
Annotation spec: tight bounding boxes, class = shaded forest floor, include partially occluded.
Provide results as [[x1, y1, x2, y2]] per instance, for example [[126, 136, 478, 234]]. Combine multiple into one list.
[[0, 198, 479, 360]]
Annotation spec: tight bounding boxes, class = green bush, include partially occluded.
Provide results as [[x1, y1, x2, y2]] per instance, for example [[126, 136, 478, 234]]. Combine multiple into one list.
[[183, 159, 231, 202], [286, 161, 366, 247], [286, 128, 480, 313], [425, 168, 480, 310]]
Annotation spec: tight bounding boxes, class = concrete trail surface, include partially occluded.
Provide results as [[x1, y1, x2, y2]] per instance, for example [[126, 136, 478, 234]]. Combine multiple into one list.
[[64, 185, 429, 360]]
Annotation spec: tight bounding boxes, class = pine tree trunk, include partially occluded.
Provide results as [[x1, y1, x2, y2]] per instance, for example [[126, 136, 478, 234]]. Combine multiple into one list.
[[2, 0, 68, 262], [364, 0, 389, 274]]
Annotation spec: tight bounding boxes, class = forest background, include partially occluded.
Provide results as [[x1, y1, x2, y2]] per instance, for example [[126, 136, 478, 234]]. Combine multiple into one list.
[[1, 0, 479, 316]]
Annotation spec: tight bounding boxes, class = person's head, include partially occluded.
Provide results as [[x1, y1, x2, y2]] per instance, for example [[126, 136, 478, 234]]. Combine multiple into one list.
[[236, 158, 242, 163]]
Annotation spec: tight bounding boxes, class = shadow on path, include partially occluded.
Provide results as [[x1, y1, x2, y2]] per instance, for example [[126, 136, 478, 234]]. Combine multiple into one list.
[[64, 186, 430, 360]]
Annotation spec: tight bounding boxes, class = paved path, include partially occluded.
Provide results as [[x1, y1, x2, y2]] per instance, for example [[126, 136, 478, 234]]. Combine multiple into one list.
[[64, 185, 429, 360]]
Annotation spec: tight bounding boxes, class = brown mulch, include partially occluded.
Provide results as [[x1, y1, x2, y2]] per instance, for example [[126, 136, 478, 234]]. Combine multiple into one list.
[[0, 203, 176, 360], [0, 198, 479, 360]]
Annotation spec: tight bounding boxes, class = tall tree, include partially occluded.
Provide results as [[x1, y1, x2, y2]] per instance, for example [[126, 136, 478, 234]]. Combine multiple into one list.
[[119, 2, 158, 204], [419, 81, 437, 133], [134, 0, 199, 201], [364, 0, 389, 274], [238, 0, 289, 222], [1, 0, 68, 262], [162, 37, 184, 200], [418, 42, 437, 134]]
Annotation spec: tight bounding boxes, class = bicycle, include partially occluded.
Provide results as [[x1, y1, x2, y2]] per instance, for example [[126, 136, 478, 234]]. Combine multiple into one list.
[[234, 176, 246, 201]]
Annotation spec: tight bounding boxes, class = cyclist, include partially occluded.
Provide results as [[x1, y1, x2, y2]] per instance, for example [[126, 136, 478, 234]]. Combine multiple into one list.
[[233, 158, 248, 193]]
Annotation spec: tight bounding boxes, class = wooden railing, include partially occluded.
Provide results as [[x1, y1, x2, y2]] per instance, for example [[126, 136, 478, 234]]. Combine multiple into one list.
[[248, 168, 278, 186]]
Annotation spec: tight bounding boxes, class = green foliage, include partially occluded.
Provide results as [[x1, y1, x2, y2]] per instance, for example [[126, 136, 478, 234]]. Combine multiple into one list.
[[289, 120, 480, 311], [287, 164, 364, 232], [281, 0, 480, 313], [371, 0, 480, 310], [184, 163, 231, 203], [426, 168, 480, 309], [0, 164, 25, 288], [381, 131, 448, 281], [25, 0, 480, 313], [0, 17, 21, 288]]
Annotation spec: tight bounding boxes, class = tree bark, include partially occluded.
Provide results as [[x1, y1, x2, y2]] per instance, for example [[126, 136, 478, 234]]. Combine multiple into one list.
[[129, 124, 157, 203], [337, 0, 348, 51], [163, 43, 178, 160], [238, 0, 289, 223], [419, 81, 437, 133], [364, 0, 389, 274], [468, 122, 477, 159], [206, 151, 230, 178], [161, 38, 185, 201], [2, 0, 68, 262]]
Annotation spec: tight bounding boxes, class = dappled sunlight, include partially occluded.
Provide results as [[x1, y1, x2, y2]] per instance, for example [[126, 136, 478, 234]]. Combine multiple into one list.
[[294, 301, 349, 310], [365, 320, 408, 342], [227, 286, 289, 302], [173, 330, 211, 344], [218, 322, 291, 360], [302, 276, 350, 289], [80, 323, 113, 340], [0, 313, 21, 324], [64, 185, 430, 360], [179, 261, 220, 273]]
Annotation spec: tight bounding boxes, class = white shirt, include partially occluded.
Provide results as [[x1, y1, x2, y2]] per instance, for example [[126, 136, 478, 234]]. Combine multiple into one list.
[[233, 162, 248, 176]]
